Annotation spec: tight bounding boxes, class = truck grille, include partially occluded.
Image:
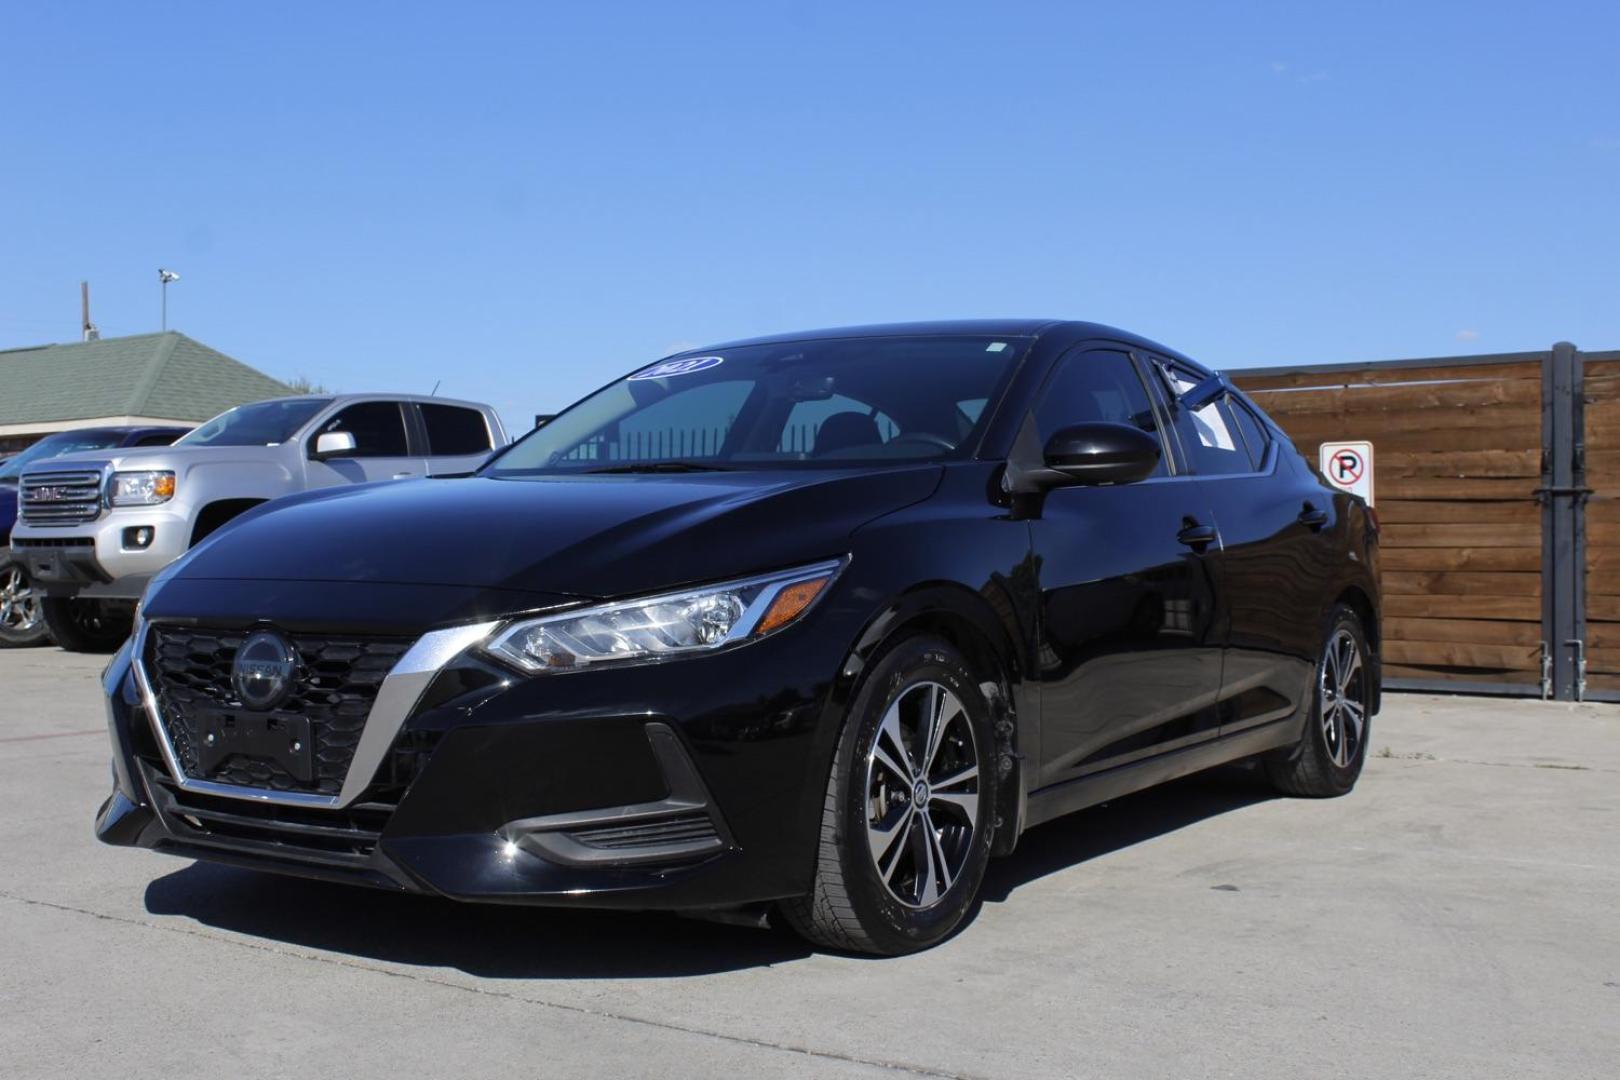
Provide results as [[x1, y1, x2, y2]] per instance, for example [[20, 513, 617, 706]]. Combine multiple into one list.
[[145, 626, 413, 796], [20, 469, 103, 525]]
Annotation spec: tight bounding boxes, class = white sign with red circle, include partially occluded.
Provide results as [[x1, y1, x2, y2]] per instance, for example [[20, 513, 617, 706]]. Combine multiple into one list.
[[1319, 441, 1374, 505]]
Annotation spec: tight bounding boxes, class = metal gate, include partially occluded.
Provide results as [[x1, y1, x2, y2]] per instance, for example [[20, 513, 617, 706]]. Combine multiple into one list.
[[1233, 343, 1611, 702]]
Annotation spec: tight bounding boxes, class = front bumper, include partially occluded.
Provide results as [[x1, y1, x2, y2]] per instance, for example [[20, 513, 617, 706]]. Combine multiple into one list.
[[12, 508, 190, 599], [96, 596, 855, 910]]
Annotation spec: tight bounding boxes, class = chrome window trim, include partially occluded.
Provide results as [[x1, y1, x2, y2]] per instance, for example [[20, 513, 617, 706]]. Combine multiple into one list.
[[132, 618, 499, 809]]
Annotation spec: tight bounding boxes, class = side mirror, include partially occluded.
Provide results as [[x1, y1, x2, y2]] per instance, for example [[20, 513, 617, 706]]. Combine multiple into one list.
[[312, 431, 358, 460], [1042, 423, 1161, 485]]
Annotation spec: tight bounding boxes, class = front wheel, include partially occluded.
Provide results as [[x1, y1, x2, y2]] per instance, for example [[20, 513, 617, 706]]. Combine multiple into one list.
[[780, 635, 998, 955], [41, 596, 135, 654], [1266, 604, 1372, 797], [0, 560, 50, 648]]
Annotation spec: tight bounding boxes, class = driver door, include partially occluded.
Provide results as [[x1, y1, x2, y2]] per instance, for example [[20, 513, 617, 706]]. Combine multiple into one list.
[[303, 400, 425, 487], [1030, 348, 1225, 788]]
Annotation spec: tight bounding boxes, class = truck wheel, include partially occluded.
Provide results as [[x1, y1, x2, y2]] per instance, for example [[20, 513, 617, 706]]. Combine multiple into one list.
[[0, 560, 50, 648], [42, 597, 135, 654]]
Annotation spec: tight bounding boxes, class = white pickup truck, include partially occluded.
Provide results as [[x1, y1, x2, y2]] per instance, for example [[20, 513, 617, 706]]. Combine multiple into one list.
[[10, 393, 507, 651]]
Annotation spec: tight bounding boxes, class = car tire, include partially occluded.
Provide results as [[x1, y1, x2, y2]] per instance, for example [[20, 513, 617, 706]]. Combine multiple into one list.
[[0, 559, 51, 648], [41, 596, 135, 654], [1266, 604, 1372, 798], [780, 635, 998, 955]]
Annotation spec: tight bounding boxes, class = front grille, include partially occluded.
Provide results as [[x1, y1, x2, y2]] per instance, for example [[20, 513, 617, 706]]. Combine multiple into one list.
[[9, 537, 95, 548], [20, 469, 103, 525], [146, 626, 412, 795], [566, 811, 721, 851]]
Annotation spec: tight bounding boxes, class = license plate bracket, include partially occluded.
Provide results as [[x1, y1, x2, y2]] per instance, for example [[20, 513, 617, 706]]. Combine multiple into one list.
[[195, 710, 314, 783]]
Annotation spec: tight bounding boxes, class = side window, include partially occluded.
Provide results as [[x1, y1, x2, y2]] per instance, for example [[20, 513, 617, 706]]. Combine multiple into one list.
[[312, 402, 409, 458], [778, 393, 897, 455], [1161, 367, 1251, 476], [420, 404, 492, 456], [1034, 350, 1168, 477], [1226, 397, 1270, 470]]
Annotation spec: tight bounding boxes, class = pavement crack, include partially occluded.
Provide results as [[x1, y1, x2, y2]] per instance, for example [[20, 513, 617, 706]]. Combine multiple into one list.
[[0, 889, 980, 1080]]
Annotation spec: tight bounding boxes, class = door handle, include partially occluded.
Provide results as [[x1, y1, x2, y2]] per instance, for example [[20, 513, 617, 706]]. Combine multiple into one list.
[[1177, 520, 1218, 549], [1298, 503, 1329, 530]]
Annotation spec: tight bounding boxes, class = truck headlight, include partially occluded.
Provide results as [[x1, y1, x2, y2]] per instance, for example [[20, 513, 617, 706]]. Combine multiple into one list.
[[485, 559, 844, 674], [107, 471, 176, 507]]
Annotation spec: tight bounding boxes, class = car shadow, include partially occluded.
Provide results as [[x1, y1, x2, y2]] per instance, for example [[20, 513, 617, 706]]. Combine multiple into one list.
[[979, 764, 1277, 903], [143, 765, 1274, 976]]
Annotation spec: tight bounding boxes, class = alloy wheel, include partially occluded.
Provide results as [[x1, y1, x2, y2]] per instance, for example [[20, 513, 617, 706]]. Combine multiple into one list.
[[864, 680, 981, 909], [1319, 628, 1367, 768], [0, 565, 42, 634]]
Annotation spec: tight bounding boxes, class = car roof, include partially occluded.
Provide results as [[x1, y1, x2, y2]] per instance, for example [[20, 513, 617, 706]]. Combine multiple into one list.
[[39, 424, 188, 440], [687, 319, 1208, 372], [245, 393, 493, 411]]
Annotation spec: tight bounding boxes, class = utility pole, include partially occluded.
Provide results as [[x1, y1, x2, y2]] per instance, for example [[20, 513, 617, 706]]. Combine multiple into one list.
[[158, 268, 180, 330], [80, 281, 99, 341]]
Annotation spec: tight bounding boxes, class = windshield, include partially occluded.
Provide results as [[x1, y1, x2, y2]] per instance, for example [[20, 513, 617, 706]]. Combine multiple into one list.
[[485, 336, 1029, 477], [0, 431, 127, 483], [177, 398, 332, 447]]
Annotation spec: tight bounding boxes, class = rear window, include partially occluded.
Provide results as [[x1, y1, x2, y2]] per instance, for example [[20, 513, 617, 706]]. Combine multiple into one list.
[[420, 404, 492, 456]]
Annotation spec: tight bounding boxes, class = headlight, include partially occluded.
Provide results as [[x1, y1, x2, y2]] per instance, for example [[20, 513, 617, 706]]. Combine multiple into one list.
[[107, 471, 176, 506], [484, 559, 844, 674]]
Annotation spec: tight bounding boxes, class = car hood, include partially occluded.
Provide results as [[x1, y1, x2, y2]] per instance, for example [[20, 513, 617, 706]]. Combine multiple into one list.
[[167, 466, 945, 600], [31, 444, 283, 472]]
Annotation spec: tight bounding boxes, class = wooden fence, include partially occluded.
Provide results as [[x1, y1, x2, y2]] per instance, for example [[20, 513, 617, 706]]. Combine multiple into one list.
[[1233, 345, 1620, 701]]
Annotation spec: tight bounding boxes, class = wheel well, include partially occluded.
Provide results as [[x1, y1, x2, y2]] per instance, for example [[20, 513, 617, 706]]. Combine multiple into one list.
[[875, 608, 1023, 857], [190, 499, 266, 547], [1334, 585, 1378, 653], [1334, 584, 1381, 713]]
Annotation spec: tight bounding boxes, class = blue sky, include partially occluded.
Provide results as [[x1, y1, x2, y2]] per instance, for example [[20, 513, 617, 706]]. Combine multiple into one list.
[[3, 2, 1617, 431]]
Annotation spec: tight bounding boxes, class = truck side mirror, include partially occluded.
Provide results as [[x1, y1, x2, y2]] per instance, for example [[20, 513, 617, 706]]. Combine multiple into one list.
[[312, 431, 358, 460]]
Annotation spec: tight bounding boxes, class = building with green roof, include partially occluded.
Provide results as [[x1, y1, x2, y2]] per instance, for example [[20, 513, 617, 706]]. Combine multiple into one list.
[[0, 332, 292, 452]]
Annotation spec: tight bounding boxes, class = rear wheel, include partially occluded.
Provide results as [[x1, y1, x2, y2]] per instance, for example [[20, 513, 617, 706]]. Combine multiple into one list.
[[1266, 604, 1371, 797], [0, 560, 50, 648], [41, 596, 135, 654], [780, 635, 997, 955]]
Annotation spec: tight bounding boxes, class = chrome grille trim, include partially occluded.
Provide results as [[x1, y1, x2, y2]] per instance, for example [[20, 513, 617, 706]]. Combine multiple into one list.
[[20, 468, 105, 525], [132, 618, 499, 809]]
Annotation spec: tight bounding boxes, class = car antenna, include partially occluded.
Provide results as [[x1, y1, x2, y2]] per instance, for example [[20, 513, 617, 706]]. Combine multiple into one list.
[[429, 380, 441, 397]]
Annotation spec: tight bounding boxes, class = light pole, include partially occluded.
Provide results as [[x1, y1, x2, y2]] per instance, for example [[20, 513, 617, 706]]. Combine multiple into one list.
[[158, 268, 180, 330]]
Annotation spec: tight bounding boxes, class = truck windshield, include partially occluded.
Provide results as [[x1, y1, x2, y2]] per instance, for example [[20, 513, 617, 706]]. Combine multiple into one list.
[[484, 336, 1029, 477], [178, 399, 332, 447], [0, 431, 126, 483]]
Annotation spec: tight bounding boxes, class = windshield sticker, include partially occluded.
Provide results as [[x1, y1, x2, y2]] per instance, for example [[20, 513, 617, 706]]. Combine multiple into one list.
[[986, 342, 1008, 352], [629, 356, 724, 381]]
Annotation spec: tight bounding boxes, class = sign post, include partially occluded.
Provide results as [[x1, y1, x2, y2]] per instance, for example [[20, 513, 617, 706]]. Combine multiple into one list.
[[1319, 441, 1374, 505]]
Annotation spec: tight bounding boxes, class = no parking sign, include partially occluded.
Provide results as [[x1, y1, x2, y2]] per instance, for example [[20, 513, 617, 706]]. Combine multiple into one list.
[[1319, 441, 1374, 505]]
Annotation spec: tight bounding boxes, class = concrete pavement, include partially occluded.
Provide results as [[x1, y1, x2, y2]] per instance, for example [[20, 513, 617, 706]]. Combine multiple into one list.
[[2, 647, 1616, 1079]]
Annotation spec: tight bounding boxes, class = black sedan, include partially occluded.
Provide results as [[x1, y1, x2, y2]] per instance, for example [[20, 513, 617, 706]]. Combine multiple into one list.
[[98, 320, 1379, 955]]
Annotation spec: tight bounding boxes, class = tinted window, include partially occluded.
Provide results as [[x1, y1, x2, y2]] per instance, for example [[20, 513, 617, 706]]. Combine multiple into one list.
[[313, 402, 409, 458], [1034, 350, 1167, 477], [1162, 367, 1251, 476], [420, 404, 492, 456], [1226, 397, 1270, 470], [487, 336, 1028, 475], [133, 432, 183, 447]]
